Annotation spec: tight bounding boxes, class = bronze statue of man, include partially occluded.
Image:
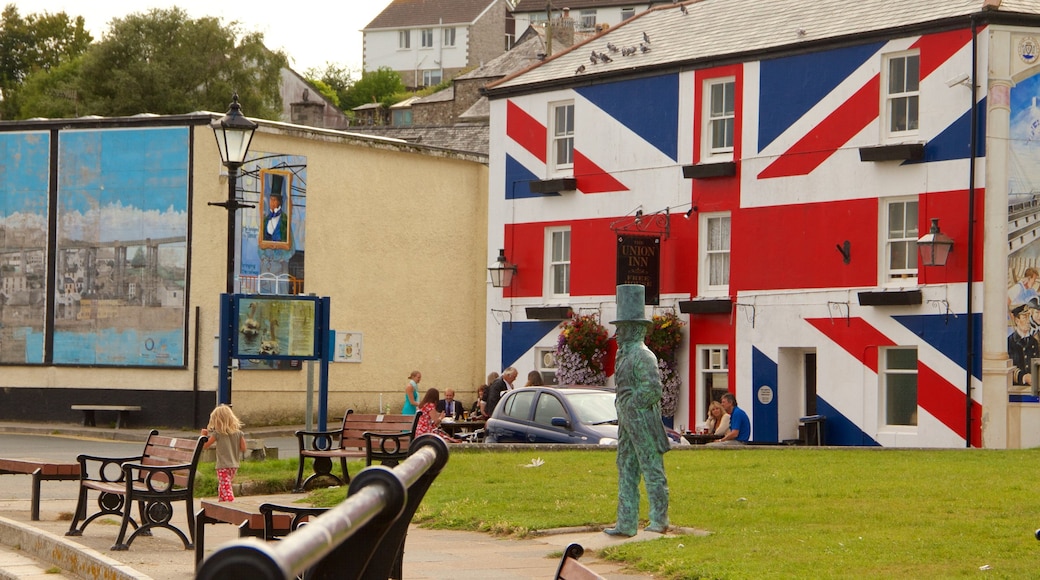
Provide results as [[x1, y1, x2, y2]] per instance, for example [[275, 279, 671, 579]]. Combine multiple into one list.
[[605, 284, 670, 537]]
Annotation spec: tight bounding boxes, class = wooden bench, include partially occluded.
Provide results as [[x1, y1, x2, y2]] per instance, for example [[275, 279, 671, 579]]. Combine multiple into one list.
[[554, 543, 605, 580], [70, 404, 142, 429], [193, 498, 326, 568], [198, 434, 449, 580], [293, 409, 420, 492], [0, 458, 81, 521], [65, 429, 207, 551]]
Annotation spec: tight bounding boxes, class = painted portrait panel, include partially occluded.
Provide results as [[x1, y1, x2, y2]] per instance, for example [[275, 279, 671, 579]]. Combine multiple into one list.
[[259, 169, 292, 251]]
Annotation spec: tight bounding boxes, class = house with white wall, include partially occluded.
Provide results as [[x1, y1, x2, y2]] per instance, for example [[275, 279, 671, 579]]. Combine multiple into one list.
[[484, 0, 1040, 449], [363, 0, 512, 89]]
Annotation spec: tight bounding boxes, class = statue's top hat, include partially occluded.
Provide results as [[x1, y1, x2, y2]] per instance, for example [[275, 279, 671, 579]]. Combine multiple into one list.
[[611, 284, 652, 324]]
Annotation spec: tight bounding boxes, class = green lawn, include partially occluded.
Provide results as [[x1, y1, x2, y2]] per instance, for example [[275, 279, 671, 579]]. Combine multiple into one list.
[[214, 446, 1040, 579]]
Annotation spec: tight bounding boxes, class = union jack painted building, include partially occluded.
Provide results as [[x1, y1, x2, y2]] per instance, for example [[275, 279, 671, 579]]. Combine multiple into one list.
[[483, 0, 1040, 448]]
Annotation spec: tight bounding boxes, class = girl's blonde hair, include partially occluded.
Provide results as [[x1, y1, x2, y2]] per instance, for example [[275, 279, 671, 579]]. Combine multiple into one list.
[[208, 404, 243, 435]]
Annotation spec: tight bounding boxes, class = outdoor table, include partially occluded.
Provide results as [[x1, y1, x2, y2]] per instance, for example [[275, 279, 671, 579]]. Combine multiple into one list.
[[439, 420, 486, 437], [683, 432, 723, 445]]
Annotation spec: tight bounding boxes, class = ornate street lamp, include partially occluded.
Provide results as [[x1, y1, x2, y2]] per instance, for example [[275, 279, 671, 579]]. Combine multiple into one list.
[[488, 249, 517, 288], [210, 93, 257, 405], [917, 218, 954, 267]]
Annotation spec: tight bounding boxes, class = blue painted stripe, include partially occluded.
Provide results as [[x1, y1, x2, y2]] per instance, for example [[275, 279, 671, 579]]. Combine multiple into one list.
[[906, 98, 986, 165], [816, 397, 880, 446], [892, 313, 982, 381], [502, 320, 563, 370], [576, 74, 679, 162], [505, 154, 550, 199], [751, 347, 778, 443]]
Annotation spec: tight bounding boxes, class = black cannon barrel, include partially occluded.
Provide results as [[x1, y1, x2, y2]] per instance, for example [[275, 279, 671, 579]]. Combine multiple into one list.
[[197, 435, 448, 580]]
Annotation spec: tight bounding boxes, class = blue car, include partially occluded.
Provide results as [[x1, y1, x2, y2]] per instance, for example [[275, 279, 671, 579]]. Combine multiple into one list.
[[485, 386, 619, 445]]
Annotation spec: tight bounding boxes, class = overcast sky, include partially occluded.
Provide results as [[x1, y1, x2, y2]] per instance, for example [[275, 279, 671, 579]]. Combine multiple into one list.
[[18, 1, 391, 73]]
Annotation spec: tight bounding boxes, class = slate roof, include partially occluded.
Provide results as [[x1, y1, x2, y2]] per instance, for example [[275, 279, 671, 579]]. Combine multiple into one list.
[[365, 0, 499, 29], [344, 124, 491, 156], [488, 0, 1040, 94], [512, 0, 659, 11]]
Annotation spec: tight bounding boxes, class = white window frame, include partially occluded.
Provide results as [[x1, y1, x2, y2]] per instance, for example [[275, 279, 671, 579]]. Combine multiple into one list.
[[549, 101, 574, 175], [698, 345, 729, 416], [883, 51, 920, 140], [536, 347, 558, 385], [703, 77, 735, 160], [882, 198, 918, 286], [621, 7, 636, 20], [880, 346, 918, 428], [443, 27, 456, 47], [420, 28, 434, 49], [421, 69, 442, 87], [579, 10, 597, 31], [699, 212, 731, 296], [398, 30, 411, 49], [545, 227, 571, 298]]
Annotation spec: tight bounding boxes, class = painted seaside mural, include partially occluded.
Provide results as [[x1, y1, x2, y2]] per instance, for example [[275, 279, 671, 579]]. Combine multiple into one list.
[[0, 127, 190, 366], [0, 131, 50, 364], [54, 127, 189, 366], [1007, 72, 1040, 387], [237, 153, 307, 370]]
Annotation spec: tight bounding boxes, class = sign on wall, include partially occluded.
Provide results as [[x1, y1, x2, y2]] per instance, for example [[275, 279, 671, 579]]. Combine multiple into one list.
[[616, 235, 660, 305]]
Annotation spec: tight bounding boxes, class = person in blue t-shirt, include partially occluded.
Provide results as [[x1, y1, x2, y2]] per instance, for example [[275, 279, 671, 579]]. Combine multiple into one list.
[[710, 393, 750, 445]]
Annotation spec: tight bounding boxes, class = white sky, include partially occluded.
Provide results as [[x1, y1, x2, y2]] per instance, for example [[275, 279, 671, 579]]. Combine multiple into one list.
[[17, 1, 392, 73]]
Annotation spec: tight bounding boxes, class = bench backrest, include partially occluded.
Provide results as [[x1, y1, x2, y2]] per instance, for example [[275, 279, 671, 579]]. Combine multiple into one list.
[[339, 410, 419, 450], [137, 431, 206, 489]]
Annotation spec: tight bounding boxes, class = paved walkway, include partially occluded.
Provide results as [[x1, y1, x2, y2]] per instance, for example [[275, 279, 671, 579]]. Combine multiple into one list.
[[0, 422, 674, 579]]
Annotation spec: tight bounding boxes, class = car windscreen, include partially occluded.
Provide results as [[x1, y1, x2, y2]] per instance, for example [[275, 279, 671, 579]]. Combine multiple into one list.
[[565, 391, 617, 425]]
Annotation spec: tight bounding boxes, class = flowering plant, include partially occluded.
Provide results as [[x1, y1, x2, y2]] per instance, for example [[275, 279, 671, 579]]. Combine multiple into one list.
[[645, 311, 685, 418], [555, 314, 609, 385]]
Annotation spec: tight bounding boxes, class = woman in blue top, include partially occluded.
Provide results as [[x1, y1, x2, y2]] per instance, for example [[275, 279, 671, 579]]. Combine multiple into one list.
[[402, 370, 421, 415]]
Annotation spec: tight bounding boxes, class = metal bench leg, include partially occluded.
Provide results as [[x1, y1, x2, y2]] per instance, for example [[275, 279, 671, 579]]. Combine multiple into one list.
[[82, 410, 96, 427], [30, 469, 42, 521], [117, 410, 129, 429]]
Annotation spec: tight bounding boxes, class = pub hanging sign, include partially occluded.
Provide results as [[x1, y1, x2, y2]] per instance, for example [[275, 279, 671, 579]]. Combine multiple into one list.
[[616, 235, 660, 305]]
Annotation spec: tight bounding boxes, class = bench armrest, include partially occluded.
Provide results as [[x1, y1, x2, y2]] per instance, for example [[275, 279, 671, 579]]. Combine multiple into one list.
[[75, 454, 143, 482], [121, 461, 193, 491], [363, 430, 413, 463], [295, 429, 343, 452]]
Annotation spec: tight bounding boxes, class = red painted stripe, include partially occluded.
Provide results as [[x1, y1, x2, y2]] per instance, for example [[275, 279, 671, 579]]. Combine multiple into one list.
[[918, 364, 982, 447], [805, 317, 892, 372], [506, 101, 546, 164], [757, 79, 879, 179], [914, 28, 974, 78], [758, 29, 973, 180], [574, 150, 629, 193]]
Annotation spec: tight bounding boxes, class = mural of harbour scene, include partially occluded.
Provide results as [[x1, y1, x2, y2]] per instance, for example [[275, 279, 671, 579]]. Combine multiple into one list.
[[0, 131, 50, 363], [0, 127, 189, 366], [53, 127, 189, 366]]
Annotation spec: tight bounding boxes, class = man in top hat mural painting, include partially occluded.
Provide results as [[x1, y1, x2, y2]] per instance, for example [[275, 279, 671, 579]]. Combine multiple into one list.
[[605, 284, 670, 537], [264, 191, 288, 243]]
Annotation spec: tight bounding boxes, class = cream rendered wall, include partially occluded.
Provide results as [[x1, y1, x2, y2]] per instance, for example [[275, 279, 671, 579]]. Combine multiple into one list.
[[192, 124, 489, 424]]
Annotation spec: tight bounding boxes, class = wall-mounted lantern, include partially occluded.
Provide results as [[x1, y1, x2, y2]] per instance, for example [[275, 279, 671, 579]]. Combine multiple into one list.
[[917, 218, 954, 267], [488, 249, 517, 288]]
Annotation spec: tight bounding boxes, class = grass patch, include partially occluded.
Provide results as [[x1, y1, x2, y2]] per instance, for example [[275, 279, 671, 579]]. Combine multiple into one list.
[[227, 447, 1040, 578]]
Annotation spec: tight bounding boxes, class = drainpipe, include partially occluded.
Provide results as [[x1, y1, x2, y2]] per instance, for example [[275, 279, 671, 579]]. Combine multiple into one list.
[[965, 15, 979, 448]]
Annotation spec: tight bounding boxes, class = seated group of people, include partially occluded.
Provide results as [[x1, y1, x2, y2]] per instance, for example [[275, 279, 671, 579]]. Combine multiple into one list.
[[698, 393, 751, 445], [415, 387, 480, 443]]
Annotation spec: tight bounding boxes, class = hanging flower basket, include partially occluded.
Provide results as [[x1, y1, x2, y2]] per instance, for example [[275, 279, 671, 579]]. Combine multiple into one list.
[[555, 314, 609, 385], [645, 311, 685, 418]]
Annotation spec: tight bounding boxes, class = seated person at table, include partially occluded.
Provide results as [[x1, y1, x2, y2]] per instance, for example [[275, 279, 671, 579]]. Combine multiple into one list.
[[436, 388, 465, 420], [470, 384, 488, 419], [702, 400, 730, 435], [417, 388, 460, 443], [708, 393, 750, 446]]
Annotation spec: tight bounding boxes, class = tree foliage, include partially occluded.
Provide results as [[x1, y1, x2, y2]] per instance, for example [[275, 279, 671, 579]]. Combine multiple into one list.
[[13, 7, 287, 120], [341, 67, 405, 110], [305, 63, 354, 109], [0, 4, 92, 118]]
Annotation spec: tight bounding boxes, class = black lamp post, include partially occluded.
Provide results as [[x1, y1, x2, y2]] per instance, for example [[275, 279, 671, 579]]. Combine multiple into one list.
[[488, 249, 517, 288], [209, 93, 257, 404]]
